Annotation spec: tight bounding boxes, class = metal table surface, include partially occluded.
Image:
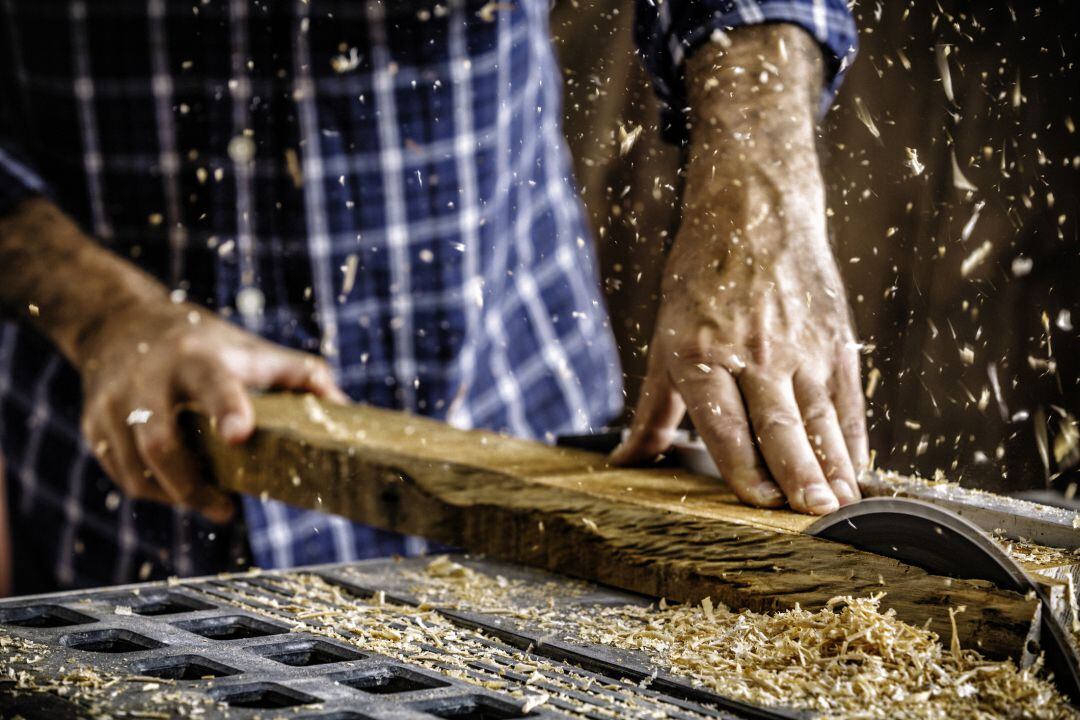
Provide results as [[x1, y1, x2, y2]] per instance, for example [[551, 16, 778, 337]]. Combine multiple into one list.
[[0, 555, 805, 720]]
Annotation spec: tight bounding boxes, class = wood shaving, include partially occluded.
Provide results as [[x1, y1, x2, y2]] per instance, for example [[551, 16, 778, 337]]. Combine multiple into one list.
[[400, 559, 1078, 719], [951, 150, 978, 192], [853, 96, 881, 139], [617, 123, 643, 156]]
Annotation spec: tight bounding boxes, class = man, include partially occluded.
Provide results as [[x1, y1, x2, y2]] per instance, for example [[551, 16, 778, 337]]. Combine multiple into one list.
[[0, 0, 863, 595]]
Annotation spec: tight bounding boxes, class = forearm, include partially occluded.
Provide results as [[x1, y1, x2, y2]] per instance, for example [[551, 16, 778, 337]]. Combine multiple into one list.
[[680, 24, 827, 261], [0, 198, 170, 365]]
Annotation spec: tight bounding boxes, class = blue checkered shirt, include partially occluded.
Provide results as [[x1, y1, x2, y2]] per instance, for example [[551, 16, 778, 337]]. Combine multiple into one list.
[[0, 0, 855, 593]]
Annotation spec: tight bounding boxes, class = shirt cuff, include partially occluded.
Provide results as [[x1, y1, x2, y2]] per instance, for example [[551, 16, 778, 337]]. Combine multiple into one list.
[[0, 144, 48, 217], [636, 0, 859, 144]]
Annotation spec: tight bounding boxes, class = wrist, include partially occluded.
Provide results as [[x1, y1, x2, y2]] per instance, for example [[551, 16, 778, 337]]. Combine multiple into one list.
[[56, 254, 172, 372], [677, 170, 829, 260], [72, 294, 183, 376]]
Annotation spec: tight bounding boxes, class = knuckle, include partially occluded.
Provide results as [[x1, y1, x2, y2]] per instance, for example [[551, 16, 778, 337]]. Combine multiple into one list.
[[672, 340, 718, 368], [800, 402, 835, 427], [837, 388, 868, 412], [233, 347, 258, 374], [175, 332, 207, 358], [815, 443, 850, 469], [137, 425, 176, 460], [308, 355, 332, 374], [178, 337, 229, 374], [696, 410, 747, 440], [311, 360, 336, 385], [750, 410, 802, 437], [838, 414, 867, 438], [743, 335, 772, 366]]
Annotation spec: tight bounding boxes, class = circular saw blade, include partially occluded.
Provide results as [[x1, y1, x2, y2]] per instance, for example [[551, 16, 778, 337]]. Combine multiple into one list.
[[807, 497, 1079, 704], [806, 497, 1030, 590]]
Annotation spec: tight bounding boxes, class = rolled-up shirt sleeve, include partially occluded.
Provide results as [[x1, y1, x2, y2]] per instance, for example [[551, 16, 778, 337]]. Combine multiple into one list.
[[0, 139, 47, 217], [636, 0, 858, 143]]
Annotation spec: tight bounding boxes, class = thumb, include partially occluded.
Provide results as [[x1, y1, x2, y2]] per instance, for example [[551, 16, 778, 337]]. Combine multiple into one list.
[[610, 366, 686, 465], [213, 383, 255, 445], [177, 361, 255, 445]]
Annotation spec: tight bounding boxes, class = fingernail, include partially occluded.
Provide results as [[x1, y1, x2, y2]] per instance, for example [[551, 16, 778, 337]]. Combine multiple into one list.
[[750, 482, 784, 506], [220, 413, 248, 443], [803, 485, 839, 514], [830, 479, 857, 505]]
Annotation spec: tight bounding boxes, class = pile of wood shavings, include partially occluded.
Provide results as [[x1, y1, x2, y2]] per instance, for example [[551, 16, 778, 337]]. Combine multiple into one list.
[[412, 555, 586, 611], [992, 532, 1080, 568], [399, 558, 1078, 719], [991, 533, 1080, 650], [568, 595, 1074, 719]]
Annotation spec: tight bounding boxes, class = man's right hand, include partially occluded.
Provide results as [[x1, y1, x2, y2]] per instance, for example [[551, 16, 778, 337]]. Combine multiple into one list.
[[0, 198, 346, 523], [78, 302, 346, 522]]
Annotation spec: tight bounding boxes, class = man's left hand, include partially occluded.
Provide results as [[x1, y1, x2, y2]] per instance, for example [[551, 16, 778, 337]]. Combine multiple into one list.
[[612, 24, 869, 515]]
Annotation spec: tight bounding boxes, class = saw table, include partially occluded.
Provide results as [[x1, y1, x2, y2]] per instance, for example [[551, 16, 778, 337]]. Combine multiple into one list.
[[0, 556, 800, 719], [3, 393, 1078, 716]]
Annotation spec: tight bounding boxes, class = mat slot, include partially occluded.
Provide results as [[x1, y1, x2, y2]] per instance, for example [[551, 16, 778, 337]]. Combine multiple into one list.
[[334, 665, 450, 695], [0, 604, 96, 629], [173, 614, 290, 640], [410, 694, 534, 719], [254, 637, 366, 667], [210, 682, 319, 709], [61, 628, 164, 653], [132, 654, 241, 680], [121, 591, 216, 616]]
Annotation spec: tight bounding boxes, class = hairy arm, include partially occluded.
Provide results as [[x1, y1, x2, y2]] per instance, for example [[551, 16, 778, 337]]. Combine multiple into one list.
[[0, 199, 169, 360], [0, 198, 344, 521], [614, 25, 868, 514]]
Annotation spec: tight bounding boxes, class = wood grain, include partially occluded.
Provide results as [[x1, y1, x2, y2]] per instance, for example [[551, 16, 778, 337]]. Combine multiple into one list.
[[191, 393, 1039, 660]]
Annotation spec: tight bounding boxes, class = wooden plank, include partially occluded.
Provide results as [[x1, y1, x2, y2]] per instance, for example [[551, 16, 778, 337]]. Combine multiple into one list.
[[190, 393, 1039, 660]]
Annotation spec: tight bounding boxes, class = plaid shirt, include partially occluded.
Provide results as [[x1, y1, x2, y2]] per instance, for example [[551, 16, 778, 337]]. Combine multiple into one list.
[[0, 0, 855, 594]]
